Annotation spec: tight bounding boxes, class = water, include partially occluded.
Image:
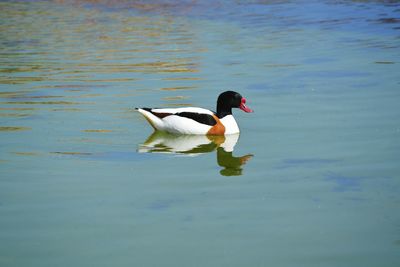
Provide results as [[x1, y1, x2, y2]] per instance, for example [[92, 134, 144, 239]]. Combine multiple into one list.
[[1, 0, 399, 266]]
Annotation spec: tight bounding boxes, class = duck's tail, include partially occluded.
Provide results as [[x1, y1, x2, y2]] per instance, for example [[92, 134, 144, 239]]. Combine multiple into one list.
[[136, 108, 164, 131]]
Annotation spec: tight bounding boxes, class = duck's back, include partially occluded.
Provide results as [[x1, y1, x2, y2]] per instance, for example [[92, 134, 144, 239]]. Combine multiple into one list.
[[136, 107, 218, 135]]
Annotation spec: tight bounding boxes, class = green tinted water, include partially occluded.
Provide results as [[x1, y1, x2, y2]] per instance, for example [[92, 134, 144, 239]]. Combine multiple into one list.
[[1, 1, 399, 266]]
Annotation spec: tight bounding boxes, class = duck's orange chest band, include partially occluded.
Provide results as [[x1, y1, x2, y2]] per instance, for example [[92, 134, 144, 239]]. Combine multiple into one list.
[[207, 114, 225, 135]]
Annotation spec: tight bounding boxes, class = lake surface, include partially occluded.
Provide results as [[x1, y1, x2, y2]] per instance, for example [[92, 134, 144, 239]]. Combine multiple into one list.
[[1, 0, 399, 266]]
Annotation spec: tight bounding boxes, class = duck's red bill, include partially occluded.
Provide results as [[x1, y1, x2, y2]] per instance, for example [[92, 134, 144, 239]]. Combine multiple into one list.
[[240, 97, 253, 113]]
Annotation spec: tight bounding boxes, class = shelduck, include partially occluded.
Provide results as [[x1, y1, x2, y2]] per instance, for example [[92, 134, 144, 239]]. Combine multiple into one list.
[[136, 91, 253, 135]]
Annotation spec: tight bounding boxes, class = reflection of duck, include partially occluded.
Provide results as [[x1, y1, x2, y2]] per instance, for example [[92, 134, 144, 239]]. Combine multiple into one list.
[[138, 131, 253, 176], [217, 148, 253, 176], [136, 91, 253, 135]]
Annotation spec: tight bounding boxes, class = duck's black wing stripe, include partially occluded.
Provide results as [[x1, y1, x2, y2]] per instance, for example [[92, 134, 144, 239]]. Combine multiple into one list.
[[176, 112, 216, 126], [139, 108, 216, 125], [142, 108, 172, 119]]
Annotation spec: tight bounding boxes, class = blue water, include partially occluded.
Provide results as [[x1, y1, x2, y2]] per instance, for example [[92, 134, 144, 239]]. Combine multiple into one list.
[[1, 1, 400, 266]]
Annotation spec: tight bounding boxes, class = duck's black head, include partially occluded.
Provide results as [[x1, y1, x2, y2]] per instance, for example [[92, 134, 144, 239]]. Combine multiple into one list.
[[216, 91, 253, 118]]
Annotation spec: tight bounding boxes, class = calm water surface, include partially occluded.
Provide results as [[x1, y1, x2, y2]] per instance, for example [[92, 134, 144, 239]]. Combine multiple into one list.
[[1, 1, 399, 266]]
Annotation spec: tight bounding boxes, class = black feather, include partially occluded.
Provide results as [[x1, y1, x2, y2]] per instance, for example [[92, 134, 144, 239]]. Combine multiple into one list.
[[175, 112, 216, 126]]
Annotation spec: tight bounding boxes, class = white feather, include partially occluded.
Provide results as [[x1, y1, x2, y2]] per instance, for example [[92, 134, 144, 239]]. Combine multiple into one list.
[[136, 108, 212, 134], [136, 108, 165, 130], [162, 115, 212, 134], [220, 115, 240, 134]]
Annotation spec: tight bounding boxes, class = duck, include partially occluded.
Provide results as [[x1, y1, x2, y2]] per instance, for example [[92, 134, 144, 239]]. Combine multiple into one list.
[[136, 91, 253, 135]]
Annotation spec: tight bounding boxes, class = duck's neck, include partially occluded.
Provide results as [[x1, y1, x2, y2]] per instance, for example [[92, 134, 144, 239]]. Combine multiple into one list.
[[216, 104, 232, 119]]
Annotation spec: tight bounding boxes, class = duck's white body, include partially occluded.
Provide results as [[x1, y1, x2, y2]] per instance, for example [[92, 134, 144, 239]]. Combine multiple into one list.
[[136, 107, 240, 135], [136, 91, 252, 136]]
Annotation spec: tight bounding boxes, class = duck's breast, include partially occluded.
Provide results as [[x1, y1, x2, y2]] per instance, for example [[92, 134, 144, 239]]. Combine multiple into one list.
[[220, 115, 240, 134]]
